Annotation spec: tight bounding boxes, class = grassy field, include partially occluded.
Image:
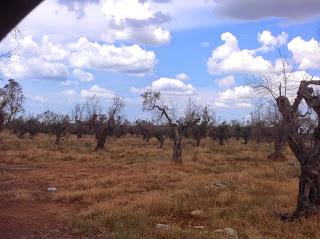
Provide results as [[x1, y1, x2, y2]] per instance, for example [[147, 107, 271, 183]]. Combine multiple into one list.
[[0, 132, 320, 239]]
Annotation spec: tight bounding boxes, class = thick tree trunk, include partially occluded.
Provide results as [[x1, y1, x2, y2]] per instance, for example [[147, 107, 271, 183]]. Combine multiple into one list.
[[172, 127, 182, 164], [282, 154, 320, 220], [95, 132, 107, 151], [268, 129, 287, 160]]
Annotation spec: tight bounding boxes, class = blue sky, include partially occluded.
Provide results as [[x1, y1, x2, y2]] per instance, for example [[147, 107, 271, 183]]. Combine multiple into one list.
[[0, 0, 320, 122]]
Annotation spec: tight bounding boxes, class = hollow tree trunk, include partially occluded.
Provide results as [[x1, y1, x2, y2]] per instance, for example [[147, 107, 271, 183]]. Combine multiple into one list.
[[172, 127, 182, 164]]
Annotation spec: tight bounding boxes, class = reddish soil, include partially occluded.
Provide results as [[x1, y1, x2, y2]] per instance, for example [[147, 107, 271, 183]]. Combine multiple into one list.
[[0, 162, 86, 239]]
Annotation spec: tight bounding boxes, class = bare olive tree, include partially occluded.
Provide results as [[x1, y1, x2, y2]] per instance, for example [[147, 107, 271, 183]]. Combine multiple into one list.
[[93, 96, 125, 151], [39, 111, 70, 145], [141, 90, 200, 164], [248, 52, 296, 159], [275, 80, 320, 220], [72, 103, 86, 139], [191, 106, 215, 146]]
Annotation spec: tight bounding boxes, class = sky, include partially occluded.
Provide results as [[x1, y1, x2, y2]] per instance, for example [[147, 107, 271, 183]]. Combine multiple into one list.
[[0, 0, 320, 122]]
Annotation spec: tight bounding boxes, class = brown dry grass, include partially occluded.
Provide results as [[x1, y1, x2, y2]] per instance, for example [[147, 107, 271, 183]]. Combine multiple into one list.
[[0, 132, 320, 239]]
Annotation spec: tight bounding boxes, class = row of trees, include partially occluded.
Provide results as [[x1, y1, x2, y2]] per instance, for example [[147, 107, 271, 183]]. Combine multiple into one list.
[[2, 76, 320, 220]]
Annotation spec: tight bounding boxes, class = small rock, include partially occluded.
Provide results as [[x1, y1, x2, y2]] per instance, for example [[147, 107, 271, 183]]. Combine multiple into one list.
[[190, 210, 205, 218], [212, 181, 228, 188], [224, 228, 238, 238], [194, 226, 205, 229], [155, 224, 170, 230], [214, 227, 238, 239], [47, 187, 57, 192]]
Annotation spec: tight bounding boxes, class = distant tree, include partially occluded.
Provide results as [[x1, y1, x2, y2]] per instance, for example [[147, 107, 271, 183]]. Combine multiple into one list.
[[72, 103, 87, 139], [215, 122, 230, 145], [39, 111, 70, 145], [191, 106, 215, 146], [93, 96, 125, 151], [141, 90, 200, 164], [0, 79, 24, 133]]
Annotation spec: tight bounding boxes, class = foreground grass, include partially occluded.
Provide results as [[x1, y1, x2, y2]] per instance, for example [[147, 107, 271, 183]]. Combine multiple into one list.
[[1, 132, 320, 238]]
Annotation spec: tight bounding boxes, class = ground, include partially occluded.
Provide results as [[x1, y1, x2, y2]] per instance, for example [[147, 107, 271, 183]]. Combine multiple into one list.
[[1, 133, 320, 239]]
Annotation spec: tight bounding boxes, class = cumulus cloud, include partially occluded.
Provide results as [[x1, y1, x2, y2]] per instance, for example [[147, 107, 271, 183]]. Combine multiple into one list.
[[101, 0, 171, 44], [0, 35, 157, 80], [0, 35, 70, 80], [132, 76, 195, 96], [212, 0, 320, 21], [207, 32, 272, 75], [214, 86, 253, 108], [80, 85, 115, 99], [57, 0, 100, 18], [72, 69, 94, 82], [288, 36, 320, 70], [175, 73, 189, 81], [68, 37, 156, 76], [216, 75, 235, 87], [257, 31, 288, 52], [18, 0, 171, 45]]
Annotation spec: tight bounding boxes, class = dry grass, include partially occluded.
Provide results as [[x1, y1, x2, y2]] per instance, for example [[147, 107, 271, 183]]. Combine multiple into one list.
[[1, 132, 320, 238]]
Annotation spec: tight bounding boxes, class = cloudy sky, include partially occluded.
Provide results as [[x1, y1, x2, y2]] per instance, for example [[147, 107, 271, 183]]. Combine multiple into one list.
[[0, 0, 320, 121]]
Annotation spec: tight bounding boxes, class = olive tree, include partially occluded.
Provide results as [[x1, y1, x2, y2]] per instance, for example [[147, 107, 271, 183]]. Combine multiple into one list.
[[92, 96, 125, 151], [274, 80, 320, 220], [141, 90, 200, 164]]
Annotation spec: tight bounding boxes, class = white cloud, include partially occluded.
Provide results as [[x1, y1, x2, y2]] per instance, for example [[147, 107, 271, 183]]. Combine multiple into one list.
[[18, 0, 171, 45], [132, 76, 195, 96], [216, 75, 235, 87], [80, 85, 115, 99], [0, 35, 69, 80], [68, 37, 156, 76], [72, 69, 94, 82], [215, 85, 253, 108], [288, 36, 320, 70], [175, 73, 189, 81], [151, 77, 194, 95], [207, 32, 272, 75], [0, 35, 157, 80], [257, 31, 288, 52]]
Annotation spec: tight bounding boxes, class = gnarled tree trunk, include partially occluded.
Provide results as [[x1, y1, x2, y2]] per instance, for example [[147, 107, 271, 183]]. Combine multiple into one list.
[[275, 82, 320, 220]]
